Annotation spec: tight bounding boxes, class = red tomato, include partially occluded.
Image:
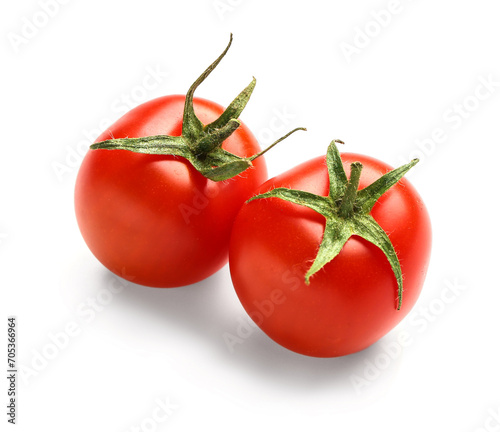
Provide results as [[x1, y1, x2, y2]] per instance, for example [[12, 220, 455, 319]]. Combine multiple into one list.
[[75, 95, 266, 287], [229, 151, 431, 357]]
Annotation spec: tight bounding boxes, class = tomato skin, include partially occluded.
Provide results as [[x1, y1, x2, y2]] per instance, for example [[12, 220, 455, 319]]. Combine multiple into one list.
[[75, 95, 266, 287], [229, 153, 431, 357]]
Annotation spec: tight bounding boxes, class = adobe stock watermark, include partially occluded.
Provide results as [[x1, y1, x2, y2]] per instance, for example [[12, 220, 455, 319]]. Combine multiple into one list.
[[51, 65, 168, 183], [473, 406, 500, 432], [179, 186, 220, 225], [394, 74, 499, 171], [258, 106, 297, 146], [339, 0, 415, 64], [212, 0, 244, 21], [350, 278, 467, 396], [125, 397, 179, 432], [18, 275, 129, 386], [223, 265, 305, 353], [7, 0, 73, 53]]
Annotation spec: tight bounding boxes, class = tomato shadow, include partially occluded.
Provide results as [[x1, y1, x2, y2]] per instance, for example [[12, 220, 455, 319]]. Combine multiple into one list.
[[223, 319, 389, 392], [95, 266, 399, 397]]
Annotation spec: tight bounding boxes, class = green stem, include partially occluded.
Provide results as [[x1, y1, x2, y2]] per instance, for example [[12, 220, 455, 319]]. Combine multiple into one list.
[[339, 162, 363, 218]]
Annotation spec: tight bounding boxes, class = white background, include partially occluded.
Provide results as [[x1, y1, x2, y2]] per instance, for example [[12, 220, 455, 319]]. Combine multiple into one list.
[[2, 0, 500, 430]]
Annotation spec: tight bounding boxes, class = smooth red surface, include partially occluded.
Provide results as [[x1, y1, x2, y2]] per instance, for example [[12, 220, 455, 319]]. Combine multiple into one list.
[[75, 95, 266, 287], [229, 153, 432, 357]]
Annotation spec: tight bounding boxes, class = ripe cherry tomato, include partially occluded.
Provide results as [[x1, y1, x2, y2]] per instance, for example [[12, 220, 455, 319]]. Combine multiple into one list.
[[229, 144, 432, 357], [75, 95, 267, 287]]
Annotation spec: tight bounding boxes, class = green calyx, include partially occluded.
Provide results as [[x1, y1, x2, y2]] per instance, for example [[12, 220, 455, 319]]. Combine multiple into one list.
[[248, 140, 418, 310], [90, 34, 305, 182]]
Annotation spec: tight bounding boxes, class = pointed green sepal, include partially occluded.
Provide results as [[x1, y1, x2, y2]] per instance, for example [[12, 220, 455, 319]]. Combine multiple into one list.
[[356, 158, 419, 213], [248, 127, 307, 162], [205, 77, 256, 132], [182, 34, 234, 143], [199, 160, 252, 182], [351, 214, 404, 309], [90, 135, 187, 156], [304, 217, 352, 283], [248, 188, 332, 217]]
